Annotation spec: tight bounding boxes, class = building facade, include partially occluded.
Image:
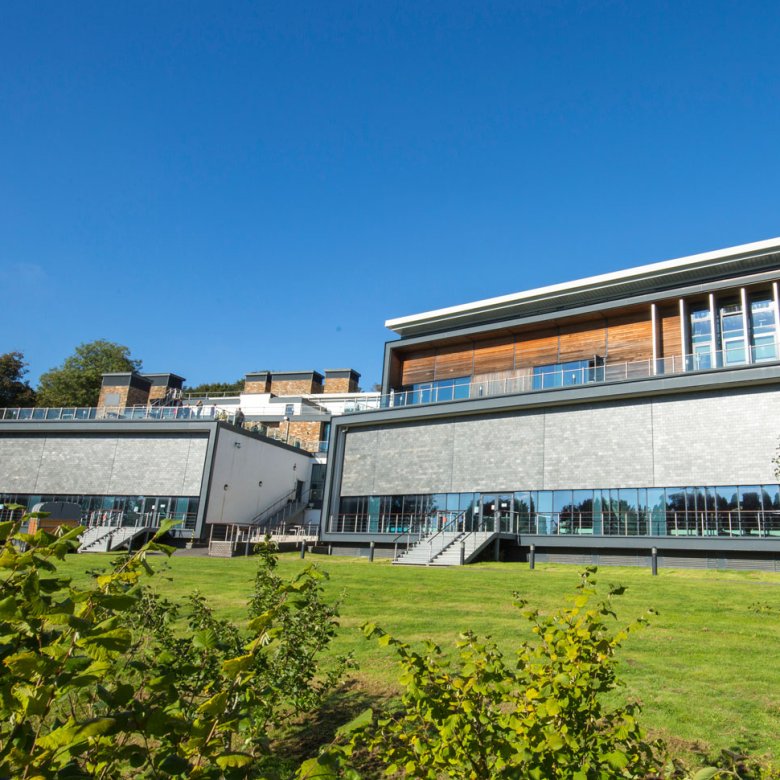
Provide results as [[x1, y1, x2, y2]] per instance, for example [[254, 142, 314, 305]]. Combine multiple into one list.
[[322, 237, 780, 569]]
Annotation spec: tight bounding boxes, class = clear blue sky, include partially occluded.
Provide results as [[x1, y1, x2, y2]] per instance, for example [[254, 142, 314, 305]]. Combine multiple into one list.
[[2, 1, 780, 390]]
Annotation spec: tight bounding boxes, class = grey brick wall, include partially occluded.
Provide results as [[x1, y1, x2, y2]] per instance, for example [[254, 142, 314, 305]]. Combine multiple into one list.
[[0, 434, 208, 496], [340, 385, 780, 496]]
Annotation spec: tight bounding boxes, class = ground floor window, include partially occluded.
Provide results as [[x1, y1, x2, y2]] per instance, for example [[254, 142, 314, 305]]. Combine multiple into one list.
[[332, 484, 780, 538], [0, 493, 200, 531]]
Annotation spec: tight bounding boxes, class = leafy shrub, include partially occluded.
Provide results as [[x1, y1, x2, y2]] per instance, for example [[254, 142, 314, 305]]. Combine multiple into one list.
[[0, 509, 350, 779]]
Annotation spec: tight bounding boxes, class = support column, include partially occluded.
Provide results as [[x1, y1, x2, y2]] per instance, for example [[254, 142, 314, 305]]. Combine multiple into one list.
[[740, 287, 751, 364], [650, 303, 658, 375], [773, 282, 780, 358], [709, 292, 718, 367], [679, 298, 688, 372]]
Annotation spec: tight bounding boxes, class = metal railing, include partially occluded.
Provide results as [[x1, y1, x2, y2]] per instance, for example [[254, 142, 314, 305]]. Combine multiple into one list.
[[83, 510, 198, 532], [247, 487, 310, 530], [331, 510, 780, 539], [0, 405, 221, 422], [331, 510, 470, 536], [182, 392, 241, 400], [347, 345, 780, 413]]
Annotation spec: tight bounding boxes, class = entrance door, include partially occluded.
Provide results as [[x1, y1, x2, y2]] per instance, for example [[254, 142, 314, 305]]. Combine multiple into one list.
[[480, 494, 513, 533]]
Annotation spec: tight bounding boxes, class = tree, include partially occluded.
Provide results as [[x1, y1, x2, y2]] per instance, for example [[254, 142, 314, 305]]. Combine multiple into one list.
[[185, 378, 245, 396], [0, 351, 36, 407], [36, 339, 141, 407]]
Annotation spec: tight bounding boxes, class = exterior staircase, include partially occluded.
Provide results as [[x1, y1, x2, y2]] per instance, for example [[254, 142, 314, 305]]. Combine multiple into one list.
[[394, 530, 497, 566], [207, 487, 310, 556], [78, 525, 152, 553]]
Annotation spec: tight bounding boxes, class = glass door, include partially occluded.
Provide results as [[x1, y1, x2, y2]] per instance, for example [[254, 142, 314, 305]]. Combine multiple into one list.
[[480, 494, 513, 532]]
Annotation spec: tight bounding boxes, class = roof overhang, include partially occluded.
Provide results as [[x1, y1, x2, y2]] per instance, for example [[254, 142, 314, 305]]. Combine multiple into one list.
[[385, 237, 780, 337]]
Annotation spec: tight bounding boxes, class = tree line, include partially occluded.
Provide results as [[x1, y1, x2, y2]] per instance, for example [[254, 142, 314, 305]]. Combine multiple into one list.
[[0, 341, 243, 408]]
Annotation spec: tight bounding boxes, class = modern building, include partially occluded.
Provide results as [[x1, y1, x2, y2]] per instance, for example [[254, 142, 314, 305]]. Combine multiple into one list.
[[321, 237, 780, 569], [0, 367, 371, 550]]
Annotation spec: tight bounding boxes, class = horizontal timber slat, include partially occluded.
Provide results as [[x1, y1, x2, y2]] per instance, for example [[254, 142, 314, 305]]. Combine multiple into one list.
[[558, 319, 607, 362], [472, 336, 515, 374], [606, 311, 653, 363]]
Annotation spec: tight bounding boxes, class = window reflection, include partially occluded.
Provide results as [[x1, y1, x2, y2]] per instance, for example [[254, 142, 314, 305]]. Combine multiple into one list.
[[333, 482, 780, 538]]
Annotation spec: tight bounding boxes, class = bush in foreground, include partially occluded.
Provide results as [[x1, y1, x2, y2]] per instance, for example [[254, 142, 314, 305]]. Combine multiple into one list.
[[0, 509, 349, 779], [301, 569, 778, 780]]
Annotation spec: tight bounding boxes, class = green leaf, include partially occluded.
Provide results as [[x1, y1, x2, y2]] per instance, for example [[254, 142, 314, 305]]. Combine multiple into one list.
[[197, 690, 228, 717], [0, 520, 17, 541], [222, 653, 255, 676], [156, 753, 191, 774], [78, 628, 132, 659], [154, 518, 181, 538], [692, 770, 721, 780], [215, 752, 253, 769], [604, 750, 629, 770], [336, 707, 373, 737], [0, 595, 17, 618], [297, 754, 342, 779]]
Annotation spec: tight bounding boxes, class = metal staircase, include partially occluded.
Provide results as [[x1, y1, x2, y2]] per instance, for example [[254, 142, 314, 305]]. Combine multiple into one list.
[[78, 525, 152, 553], [393, 519, 498, 566], [208, 487, 311, 556], [246, 487, 310, 539]]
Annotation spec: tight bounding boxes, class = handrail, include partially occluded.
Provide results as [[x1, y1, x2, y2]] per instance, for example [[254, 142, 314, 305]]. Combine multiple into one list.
[[424, 510, 469, 561], [247, 488, 299, 527], [391, 528, 424, 560], [345, 345, 780, 414], [242, 488, 313, 533]]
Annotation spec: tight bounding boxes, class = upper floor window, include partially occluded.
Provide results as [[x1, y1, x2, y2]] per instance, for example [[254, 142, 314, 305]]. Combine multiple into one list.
[[750, 297, 777, 362], [532, 359, 600, 390], [394, 376, 470, 406]]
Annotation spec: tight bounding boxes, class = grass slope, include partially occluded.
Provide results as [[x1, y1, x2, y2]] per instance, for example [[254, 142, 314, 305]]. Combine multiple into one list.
[[60, 553, 780, 762]]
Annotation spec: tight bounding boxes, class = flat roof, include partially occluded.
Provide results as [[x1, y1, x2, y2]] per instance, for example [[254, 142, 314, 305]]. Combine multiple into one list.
[[385, 237, 780, 337]]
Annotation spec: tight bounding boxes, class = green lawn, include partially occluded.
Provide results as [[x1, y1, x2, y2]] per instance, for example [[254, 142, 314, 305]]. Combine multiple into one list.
[[59, 552, 780, 763]]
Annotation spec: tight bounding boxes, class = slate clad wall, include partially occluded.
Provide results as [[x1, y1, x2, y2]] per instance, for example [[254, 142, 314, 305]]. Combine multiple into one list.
[[0, 435, 208, 496], [340, 385, 780, 495]]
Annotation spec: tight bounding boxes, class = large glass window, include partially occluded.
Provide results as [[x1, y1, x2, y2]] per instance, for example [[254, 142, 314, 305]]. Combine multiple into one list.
[[571, 490, 594, 534], [334, 483, 780, 538], [750, 296, 777, 362], [689, 304, 714, 370], [395, 376, 471, 406], [532, 360, 594, 390], [720, 302, 746, 365]]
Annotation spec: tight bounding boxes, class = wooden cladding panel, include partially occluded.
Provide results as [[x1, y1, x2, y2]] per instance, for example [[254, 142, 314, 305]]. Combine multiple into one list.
[[399, 349, 436, 385], [517, 328, 559, 367], [558, 319, 607, 362], [658, 305, 682, 358], [472, 336, 515, 374], [434, 342, 474, 378], [606, 311, 653, 363]]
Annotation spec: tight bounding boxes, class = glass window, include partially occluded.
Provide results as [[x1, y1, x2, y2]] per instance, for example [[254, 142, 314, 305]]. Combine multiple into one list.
[[453, 376, 471, 399], [532, 360, 591, 391], [571, 490, 594, 534], [739, 486, 762, 535], [720, 302, 746, 366], [750, 296, 777, 362], [647, 488, 666, 535], [666, 489, 687, 535], [690, 304, 714, 369], [513, 491, 532, 533]]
